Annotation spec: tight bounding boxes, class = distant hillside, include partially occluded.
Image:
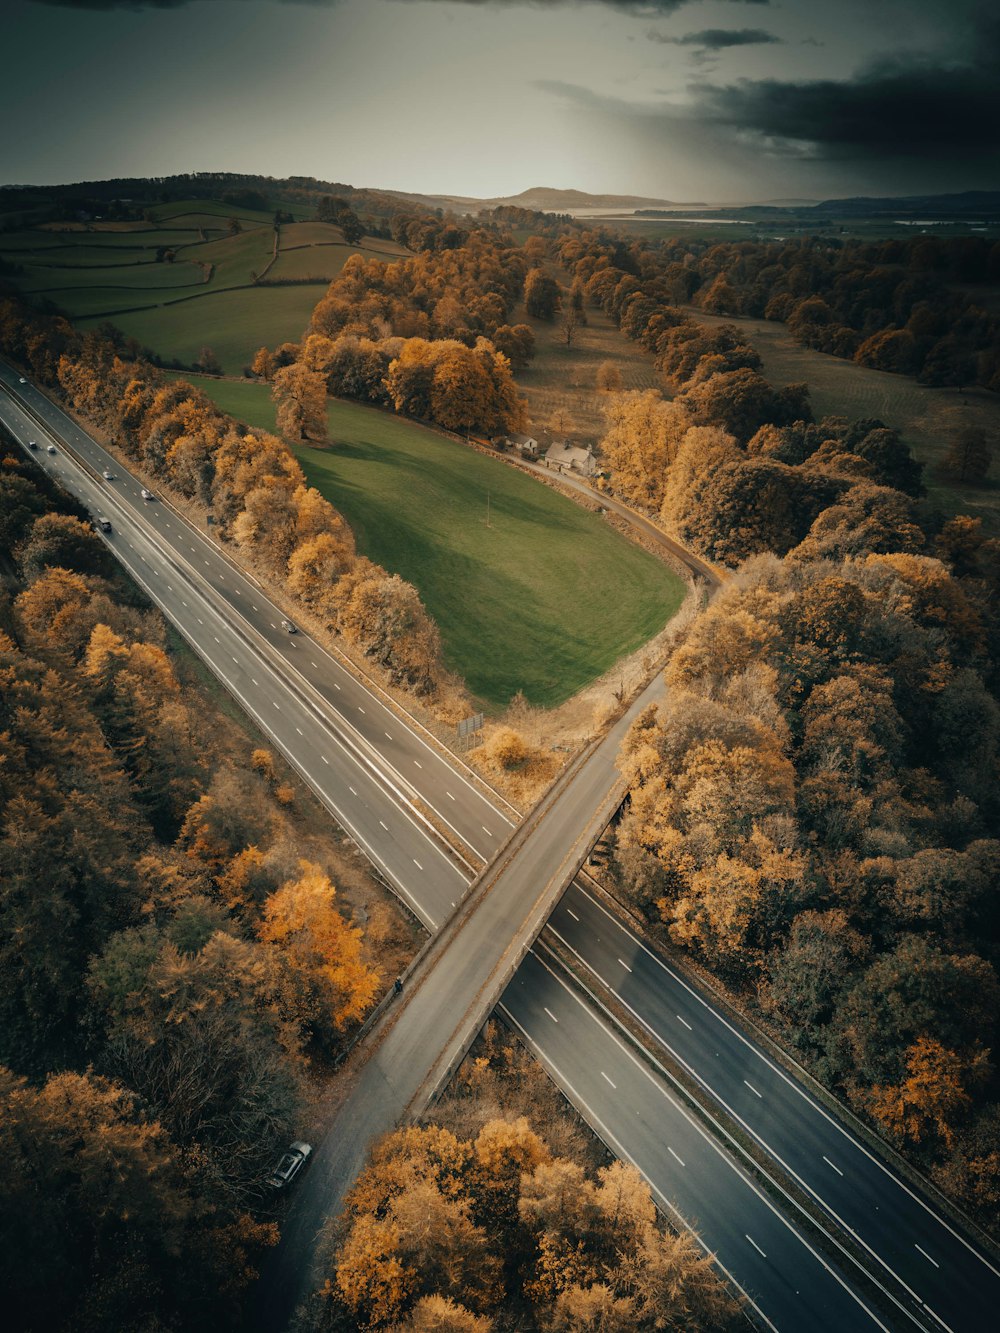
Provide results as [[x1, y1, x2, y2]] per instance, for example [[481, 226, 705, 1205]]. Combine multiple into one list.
[[380, 186, 677, 215], [812, 190, 1000, 217]]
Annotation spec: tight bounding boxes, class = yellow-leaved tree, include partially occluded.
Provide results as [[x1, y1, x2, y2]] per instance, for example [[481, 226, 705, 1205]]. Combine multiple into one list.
[[259, 861, 379, 1031]]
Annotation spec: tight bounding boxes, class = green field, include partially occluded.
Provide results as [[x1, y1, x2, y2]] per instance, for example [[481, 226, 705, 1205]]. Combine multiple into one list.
[[177, 377, 685, 708], [1, 199, 401, 373], [82, 285, 322, 371]]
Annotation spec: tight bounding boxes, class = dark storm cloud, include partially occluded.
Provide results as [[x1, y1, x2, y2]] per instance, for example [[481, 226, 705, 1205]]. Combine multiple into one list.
[[647, 26, 781, 50], [699, 31, 1000, 157]]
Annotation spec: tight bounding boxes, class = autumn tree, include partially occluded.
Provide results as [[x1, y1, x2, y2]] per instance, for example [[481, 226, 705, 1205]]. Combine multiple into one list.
[[596, 360, 622, 393], [251, 345, 274, 380], [868, 1038, 991, 1148], [943, 427, 992, 484], [258, 860, 380, 1036], [524, 268, 561, 321], [197, 345, 223, 376], [0, 1067, 190, 1331], [87, 911, 306, 1197], [272, 362, 328, 441]]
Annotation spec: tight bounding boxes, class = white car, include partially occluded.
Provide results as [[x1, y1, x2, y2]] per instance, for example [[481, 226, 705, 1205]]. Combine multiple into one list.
[[140, 487, 154, 501], [46, 444, 57, 455], [27, 439, 37, 450], [267, 1141, 311, 1189], [18, 377, 27, 385], [102, 469, 114, 480]]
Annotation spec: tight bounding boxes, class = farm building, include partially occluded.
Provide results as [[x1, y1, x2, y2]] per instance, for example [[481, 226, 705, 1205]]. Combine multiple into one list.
[[544, 441, 597, 477]]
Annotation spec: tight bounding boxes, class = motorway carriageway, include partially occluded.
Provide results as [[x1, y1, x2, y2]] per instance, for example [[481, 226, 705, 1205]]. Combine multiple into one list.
[[4, 365, 998, 1331]]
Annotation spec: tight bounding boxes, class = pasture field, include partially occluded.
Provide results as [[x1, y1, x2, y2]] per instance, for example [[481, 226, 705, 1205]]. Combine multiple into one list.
[[80, 284, 322, 372], [174, 377, 686, 708], [690, 309, 1000, 534], [2, 198, 402, 373]]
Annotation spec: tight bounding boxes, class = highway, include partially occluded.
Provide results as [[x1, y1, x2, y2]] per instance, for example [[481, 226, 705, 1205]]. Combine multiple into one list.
[[3, 364, 999, 1332]]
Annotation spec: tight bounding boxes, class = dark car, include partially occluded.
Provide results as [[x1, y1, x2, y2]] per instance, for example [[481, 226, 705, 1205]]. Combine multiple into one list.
[[267, 1141, 311, 1189], [281, 619, 298, 634], [27, 439, 37, 450], [95, 517, 112, 533]]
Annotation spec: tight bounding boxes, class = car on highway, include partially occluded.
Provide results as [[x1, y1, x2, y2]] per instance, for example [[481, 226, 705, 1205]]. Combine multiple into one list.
[[281, 619, 298, 634], [18, 377, 27, 385], [140, 487, 154, 501], [94, 517, 112, 533], [27, 439, 37, 450], [46, 444, 56, 454], [267, 1141, 311, 1189], [102, 469, 114, 480]]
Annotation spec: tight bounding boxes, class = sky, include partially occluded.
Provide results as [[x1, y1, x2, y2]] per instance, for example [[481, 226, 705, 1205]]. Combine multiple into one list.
[[3, 0, 999, 203]]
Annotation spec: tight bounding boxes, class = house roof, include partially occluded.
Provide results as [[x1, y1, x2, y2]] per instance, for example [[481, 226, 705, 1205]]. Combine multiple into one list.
[[545, 442, 592, 466]]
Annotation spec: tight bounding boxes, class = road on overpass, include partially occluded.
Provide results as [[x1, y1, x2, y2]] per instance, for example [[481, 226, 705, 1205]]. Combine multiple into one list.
[[4, 365, 999, 1333]]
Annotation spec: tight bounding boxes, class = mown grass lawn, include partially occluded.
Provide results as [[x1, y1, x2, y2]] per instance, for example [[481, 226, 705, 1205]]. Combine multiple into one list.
[[179, 378, 686, 708]]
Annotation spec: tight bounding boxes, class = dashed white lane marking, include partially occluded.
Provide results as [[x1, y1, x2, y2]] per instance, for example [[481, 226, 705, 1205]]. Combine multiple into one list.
[[385, 731, 392, 740], [446, 791, 455, 800], [544, 1007, 559, 1023], [196, 617, 203, 625], [252, 604, 258, 611], [677, 1014, 693, 1031], [744, 1080, 763, 1098], [273, 702, 280, 710], [567, 909, 579, 922], [482, 825, 493, 837], [413, 859, 423, 870], [270, 622, 276, 629], [333, 682, 340, 690], [181, 599, 188, 607], [213, 636, 220, 644], [379, 820, 389, 830], [358, 706, 366, 714], [231, 657, 238, 664], [601, 1071, 616, 1088], [823, 1156, 844, 1177], [251, 679, 258, 686], [668, 1147, 685, 1167], [617, 958, 632, 973], [414, 760, 422, 769], [321, 755, 329, 764], [295, 727, 303, 736], [915, 1245, 940, 1269], [167, 584, 173, 591], [349, 786, 357, 796], [310, 661, 318, 669], [218, 574, 224, 580], [746, 1235, 767, 1259]]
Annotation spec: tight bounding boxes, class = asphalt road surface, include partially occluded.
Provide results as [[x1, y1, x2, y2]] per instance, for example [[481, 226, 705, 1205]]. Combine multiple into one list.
[[4, 366, 998, 1332]]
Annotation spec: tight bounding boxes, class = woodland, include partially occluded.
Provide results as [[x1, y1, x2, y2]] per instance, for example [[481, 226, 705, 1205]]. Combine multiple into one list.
[[0, 439, 384, 1330]]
